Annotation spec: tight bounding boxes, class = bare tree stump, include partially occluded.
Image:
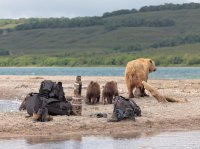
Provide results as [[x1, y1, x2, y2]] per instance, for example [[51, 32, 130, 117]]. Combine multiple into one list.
[[142, 81, 167, 102]]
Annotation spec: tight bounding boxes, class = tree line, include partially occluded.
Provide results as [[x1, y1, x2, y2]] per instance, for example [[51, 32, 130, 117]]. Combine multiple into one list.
[[1, 3, 199, 31], [14, 17, 175, 31], [112, 34, 200, 52], [15, 17, 103, 30], [151, 34, 200, 48], [0, 54, 199, 67], [102, 2, 200, 17], [104, 18, 175, 31]]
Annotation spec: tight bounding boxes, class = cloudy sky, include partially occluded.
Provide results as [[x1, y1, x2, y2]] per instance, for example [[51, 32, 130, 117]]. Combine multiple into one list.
[[0, 0, 199, 19]]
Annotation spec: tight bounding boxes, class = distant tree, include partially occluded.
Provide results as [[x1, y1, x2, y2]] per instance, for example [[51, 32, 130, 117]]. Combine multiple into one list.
[[15, 16, 104, 30], [187, 56, 200, 65], [102, 9, 136, 18], [103, 17, 175, 31], [170, 56, 183, 64], [151, 34, 200, 48], [139, 3, 200, 12]]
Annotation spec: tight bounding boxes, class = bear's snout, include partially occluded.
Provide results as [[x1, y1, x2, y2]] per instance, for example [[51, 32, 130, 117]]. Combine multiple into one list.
[[153, 68, 156, 71]]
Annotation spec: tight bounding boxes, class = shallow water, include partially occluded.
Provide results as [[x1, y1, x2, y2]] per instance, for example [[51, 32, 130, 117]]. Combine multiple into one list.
[[0, 100, 20, 112], [0, 67, 200, 79], [0, 131, 200, 149]]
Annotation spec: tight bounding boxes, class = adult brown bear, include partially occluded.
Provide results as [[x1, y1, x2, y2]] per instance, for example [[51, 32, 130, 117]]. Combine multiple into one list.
[[125, 58, 156, 98], [102, 81, 119, 104]]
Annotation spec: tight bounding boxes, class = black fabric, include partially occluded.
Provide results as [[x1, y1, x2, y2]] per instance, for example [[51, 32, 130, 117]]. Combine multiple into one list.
[[39, 80, 66, 101], [23, 92, 71, 116], [24, 93, 48, 116], [25, 93, 37, 116], [39, 80, 54, 98], [111, 96, 141, 121], [46, 98, 71, 116], [21, 80, 70, 118]]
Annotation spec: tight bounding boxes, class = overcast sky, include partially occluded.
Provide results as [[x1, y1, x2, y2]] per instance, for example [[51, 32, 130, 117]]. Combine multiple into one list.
[[0, 0, 199, 19]]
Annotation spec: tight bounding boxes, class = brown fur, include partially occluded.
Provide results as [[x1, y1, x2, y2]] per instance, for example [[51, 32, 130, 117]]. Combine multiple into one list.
[[125, 58, 156, 98], [102, 81, 119, 104], [86, 81, 100, 105]]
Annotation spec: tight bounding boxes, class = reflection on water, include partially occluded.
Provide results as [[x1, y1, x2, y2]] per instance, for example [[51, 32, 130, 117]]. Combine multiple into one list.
[[0, 100, 20, 112], [1, 131, 200, 149]]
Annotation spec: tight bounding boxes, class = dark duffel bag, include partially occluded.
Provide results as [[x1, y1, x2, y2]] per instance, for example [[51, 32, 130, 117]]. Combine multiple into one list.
[[19, 93, 39, 116], [108, 96, 141, 122], [22, 93, 49, 117], [46, 98, 71, 116], [19, 93, 71, 116], [39, 80, 66, 101]]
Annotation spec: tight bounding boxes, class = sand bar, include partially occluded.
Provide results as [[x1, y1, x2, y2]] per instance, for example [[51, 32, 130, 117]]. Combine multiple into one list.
[[0, 76, 200, 138]]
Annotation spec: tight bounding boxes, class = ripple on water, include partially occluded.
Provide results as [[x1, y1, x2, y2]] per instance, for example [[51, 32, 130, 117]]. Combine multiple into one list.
[[0, 131, 200, 149], [0, 100, 21, 112]]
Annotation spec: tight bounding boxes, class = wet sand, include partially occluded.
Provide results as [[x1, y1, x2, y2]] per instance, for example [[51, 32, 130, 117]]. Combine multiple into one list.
[[0, 76, 200, 138]]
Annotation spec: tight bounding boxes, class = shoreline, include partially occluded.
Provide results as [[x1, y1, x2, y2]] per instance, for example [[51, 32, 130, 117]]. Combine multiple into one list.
[[0, 76, 200, 138]]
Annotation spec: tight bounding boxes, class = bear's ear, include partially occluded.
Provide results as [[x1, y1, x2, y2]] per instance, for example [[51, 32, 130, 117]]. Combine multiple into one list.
[[149, 60, 153, 63]]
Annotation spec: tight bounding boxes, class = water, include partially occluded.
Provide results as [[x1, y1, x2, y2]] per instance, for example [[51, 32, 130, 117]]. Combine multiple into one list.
[[0, 131, 200, 149], [0, 100, 20, 112], [0, 67, 123, 76], [0, 67, 199, 79]]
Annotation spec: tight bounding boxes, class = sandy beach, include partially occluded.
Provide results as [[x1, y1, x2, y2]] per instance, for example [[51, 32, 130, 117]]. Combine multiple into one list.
[[0, 75, 200, 138]]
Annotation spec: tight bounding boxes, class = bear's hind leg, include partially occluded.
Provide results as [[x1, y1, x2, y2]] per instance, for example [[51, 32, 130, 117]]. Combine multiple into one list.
[[128, 85, 134, 98], [139, 85, 149, 97]]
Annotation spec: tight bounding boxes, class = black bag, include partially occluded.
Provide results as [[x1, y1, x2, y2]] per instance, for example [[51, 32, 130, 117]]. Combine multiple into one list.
[[20, 93, 38, 116], [39, 80, 66, 101], [109, 96, 141, 122], [22, 93, 48, 116], [46, 98, 71, 116], [21, 93, 71, 116]]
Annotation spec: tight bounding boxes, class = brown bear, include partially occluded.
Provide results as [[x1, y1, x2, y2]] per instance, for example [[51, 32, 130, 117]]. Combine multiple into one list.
[[86, 81, 100, 105], [102, 81, 119, 104], [125, 58, 156, 98]]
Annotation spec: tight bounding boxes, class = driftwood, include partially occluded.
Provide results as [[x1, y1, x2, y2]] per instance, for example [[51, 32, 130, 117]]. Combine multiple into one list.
[[142, 81, 167, 102], [142, 81, 184, 103], [164, 96, 187, 103]]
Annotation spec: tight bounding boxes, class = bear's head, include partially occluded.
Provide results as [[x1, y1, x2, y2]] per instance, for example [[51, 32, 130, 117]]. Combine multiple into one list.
[[148, 59, 156, 73]]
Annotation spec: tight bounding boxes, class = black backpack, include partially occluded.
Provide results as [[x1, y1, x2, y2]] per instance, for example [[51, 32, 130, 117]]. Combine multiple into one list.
[[21, 93, 71, 116], [108, 96, 141, 122], [39, 80, 65, 101], [20, 93, 38, 116], [46, 98, 71, 116], [19, 80, 70, 120]]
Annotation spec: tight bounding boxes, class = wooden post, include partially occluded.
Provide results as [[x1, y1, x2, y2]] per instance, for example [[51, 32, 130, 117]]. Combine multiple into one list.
[[74, 76, 82, 97], [71, 97, 82, 116]]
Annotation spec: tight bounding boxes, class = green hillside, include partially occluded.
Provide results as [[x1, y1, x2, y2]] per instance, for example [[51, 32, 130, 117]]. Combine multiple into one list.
[[0, 3, 200, 66]]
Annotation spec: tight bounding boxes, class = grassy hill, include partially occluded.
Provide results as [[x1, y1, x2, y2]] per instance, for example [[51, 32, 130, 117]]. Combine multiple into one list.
[[0, 3, 200, 66]]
